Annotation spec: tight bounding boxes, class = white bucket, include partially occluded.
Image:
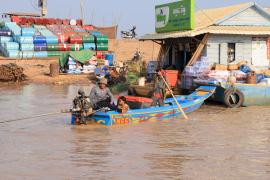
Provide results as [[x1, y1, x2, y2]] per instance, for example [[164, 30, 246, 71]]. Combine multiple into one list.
[[138, 77, 146, 86]]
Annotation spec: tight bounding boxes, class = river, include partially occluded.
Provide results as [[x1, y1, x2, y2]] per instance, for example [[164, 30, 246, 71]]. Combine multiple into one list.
[[0, 84, 270, 180]]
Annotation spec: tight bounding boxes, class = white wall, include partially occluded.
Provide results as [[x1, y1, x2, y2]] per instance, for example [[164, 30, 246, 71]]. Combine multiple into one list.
[[206, 34, 252, 65]]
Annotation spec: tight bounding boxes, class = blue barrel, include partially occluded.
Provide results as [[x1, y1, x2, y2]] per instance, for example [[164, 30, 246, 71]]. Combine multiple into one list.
[[20, 43, 34, 51], [33, 35, 46, 44], [83, 43, 96, 50], [17, 36, 33, 44], [19, 51, 34, 59], [105, 53, 114, 66], [21, 28, 35, 36], [34, 43, 47, 51], [0, 29, 12, 36], [34, 51, 48, 58], [45, 36, 58, 44], [4, 42, 19, 50], [0, 36, 13, 43], [7, 50, 19, 58]]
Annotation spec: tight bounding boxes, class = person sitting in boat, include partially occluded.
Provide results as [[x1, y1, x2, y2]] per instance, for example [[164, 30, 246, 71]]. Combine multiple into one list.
[[116, 96, 129, 114], [151, 71, 167, 107], [90, 78, 115, 110]]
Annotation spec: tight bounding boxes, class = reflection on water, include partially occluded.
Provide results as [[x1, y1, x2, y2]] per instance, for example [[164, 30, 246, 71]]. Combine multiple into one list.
[[0, 84, 270, 179]]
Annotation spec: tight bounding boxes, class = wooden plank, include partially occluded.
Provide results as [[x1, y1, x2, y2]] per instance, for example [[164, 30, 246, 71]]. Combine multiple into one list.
[[187, 33, 209, 66]]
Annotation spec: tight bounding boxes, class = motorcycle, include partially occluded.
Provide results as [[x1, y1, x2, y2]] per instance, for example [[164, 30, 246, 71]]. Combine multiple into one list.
[[121, 26, 137, 39]]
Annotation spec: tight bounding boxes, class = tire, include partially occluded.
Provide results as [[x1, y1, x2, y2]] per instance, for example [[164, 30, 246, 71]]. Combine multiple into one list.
[[223, 88, 244, 108]]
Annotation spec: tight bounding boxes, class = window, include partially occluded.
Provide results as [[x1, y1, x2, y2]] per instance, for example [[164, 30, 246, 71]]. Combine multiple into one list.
[[227, 43, 235, 63]]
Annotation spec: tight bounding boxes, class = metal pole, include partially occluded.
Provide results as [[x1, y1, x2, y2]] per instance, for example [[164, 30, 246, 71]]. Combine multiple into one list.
[[80, 0, 84, 25]]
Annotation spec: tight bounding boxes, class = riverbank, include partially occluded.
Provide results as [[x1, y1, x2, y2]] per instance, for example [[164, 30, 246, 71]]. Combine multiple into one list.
[[0, 39, 160, 85]]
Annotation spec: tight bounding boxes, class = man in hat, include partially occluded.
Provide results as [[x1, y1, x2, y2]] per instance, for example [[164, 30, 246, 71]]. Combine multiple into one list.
[[89, 78, 115, 110]]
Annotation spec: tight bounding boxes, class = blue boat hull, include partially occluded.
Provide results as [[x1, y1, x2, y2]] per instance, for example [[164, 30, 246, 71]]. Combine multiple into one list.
[[71, 86, 216, 126], [198, 83, 270, 106]]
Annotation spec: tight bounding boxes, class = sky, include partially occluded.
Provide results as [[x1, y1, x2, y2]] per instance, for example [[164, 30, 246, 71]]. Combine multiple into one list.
[[0, 0, 269, 36]]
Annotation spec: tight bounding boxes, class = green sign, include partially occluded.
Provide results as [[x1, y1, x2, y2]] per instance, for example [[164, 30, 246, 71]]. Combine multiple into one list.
[[155, 0, 195, 33]]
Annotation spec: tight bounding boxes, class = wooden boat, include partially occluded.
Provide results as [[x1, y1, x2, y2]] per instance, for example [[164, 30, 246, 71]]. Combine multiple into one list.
[[195, 81, 270, 107], [71, 86, 216, 126]]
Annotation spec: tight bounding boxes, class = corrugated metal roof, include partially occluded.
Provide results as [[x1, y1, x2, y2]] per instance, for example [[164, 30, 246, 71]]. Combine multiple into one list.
[[140, 2, 270, 40]]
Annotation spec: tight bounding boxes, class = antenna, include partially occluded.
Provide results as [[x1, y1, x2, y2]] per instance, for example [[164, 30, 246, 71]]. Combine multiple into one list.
[[38, 0, 47, 17], [80, 0, 85, 25]]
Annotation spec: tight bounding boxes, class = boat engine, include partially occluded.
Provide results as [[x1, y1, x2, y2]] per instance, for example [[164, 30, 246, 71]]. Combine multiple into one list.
[[72, 89, 92, 124]]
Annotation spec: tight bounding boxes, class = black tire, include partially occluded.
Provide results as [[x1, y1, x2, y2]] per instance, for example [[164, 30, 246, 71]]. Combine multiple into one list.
[[223, 88, 244, 108]]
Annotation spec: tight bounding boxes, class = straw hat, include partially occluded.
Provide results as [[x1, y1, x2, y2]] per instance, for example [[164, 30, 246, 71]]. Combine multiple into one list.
[[99, 78, 108, 85]]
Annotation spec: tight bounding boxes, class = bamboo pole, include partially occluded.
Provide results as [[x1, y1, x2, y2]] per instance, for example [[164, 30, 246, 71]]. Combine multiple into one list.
[[159, 73, 188, 120]]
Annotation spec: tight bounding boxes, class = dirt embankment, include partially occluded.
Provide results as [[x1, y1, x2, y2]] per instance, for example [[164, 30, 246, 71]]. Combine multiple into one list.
[[0, 39, 160, 85]]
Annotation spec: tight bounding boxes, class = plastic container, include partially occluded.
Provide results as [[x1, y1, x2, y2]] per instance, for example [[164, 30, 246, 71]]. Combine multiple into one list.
[[59, 44, 71, 51], [105, 53, 114, 66], [162, 70, 179, 87]]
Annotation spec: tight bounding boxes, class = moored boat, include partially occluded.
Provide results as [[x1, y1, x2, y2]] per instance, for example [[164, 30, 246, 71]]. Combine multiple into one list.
[[71, 86, 216, 126]]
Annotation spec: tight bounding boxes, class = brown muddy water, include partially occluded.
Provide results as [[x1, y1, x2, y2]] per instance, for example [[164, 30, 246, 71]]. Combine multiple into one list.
[[0, 84, 270, 180]]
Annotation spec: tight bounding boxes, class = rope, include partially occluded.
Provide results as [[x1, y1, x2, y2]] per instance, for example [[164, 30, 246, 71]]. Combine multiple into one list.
[[0, 112, 63, 124]]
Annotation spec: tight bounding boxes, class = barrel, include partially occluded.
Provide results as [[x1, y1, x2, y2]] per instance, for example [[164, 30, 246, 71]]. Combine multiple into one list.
[[21, 27, 35, 36], [20, 43, 34, 51], [45, 36, 58, 44], [34, 43, 47, 51], [69, 36, 83, 44], [6, 50, 19, 58], [0, 36, 13, 43], [0, 29, 12, 36], [50, 62, 59, 77], [57, 34, 69, 43], [247, 71, 257, 84], [96, 43, 108, 51], [47, 44, 60, 51], [82, 35, 95, 43], [59, 44, 71, 51], [33, 35, 46, 44], [34, 51, 48, 58], [96, 35, 108, 43], [70, 44, 83, 51], [4, 42, 19, 50], [17, 36, 33, 44], [19, 51, 34, 59], [105, 53, 114, 66], [83, 43, 95, 50], [47, 51, 63, 57]]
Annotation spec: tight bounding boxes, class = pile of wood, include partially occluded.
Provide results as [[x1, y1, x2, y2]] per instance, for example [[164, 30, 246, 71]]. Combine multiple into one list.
[[0, 63, 27, 82]]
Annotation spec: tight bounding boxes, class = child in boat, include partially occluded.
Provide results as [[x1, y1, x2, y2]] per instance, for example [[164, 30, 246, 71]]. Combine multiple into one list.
[[116, 96, 129, 114]]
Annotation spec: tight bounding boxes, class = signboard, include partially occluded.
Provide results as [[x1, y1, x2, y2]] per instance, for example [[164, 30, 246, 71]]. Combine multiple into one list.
[[155, 0, 195, 33]]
